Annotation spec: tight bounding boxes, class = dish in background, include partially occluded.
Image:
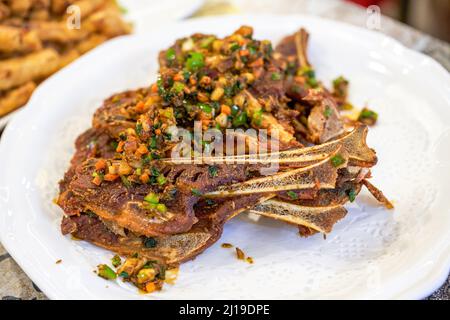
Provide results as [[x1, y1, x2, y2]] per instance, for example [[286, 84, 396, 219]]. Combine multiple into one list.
[[0, 0, 205, 130]]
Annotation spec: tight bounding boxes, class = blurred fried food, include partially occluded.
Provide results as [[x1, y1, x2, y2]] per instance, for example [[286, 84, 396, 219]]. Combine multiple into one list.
[[0, 0, 131, 117], [0, 25, 42, 53], [0, 81, 35, 116], [0, 48, 59, 90]]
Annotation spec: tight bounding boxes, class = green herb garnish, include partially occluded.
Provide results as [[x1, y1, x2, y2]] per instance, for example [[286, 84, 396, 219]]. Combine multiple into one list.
[[149, 136, 157, 149], [331, 154, 345, 167], [97, 264, 117, 280], [166, 48, 176, 61], [110, 140, 118, 151], [208, 165, 218, 177], [135, 122, 143, 136], [120, 175, 131, 188], [232, 111, 248, 127], [287, 191, 298, 200], [157, 175, 167, 185], [252, 109, 263, 126], [185, 52, 204, 72], [144, 192, 159, 204], [230, 42, 240, 52], [271, 72, 281, 81], [156, 203, 167, 213], [200, 36, 215, 49], [143, 237, 157, 248], [199, 103, 212, 113], [172, 81, 185, 94], [191, 188, 202, 196], [324, 105, 332, 118], [231, 105, 240, 116], [358, 108, 378, 125], [111, 255, 121, 268], [347, 189, 357, 202]]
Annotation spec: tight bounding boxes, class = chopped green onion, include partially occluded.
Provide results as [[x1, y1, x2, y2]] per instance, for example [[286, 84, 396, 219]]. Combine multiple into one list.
[[150, 152, 161, 160], [271, 72, 281, 81], [172, 81, 185, 94], [156, 203, 167, 214], [252, 109, 263, 126], [182, 70, 191, 81], [120, 175, 131, 188], [143, 237, 157, 248], [135, 122, 143, 136], [143, 202, 157, 210], [118, 132, 126, 141], [347, 189, 357, 202], [185, 52, 204, 72], [358, 108, 378, 125], [200, 36, 215, 48], [199, 103, 212, 113], [191, 188, 202, 196], [111, 255, 121, 268], [157, 175, 167, 185], [97, 264, 117, 280], [324, 106, 332, 118], [230, 42, 240, 52], [166, 48, 176, 61], [144, 192, 159, 204], [333, 76, 348, 88], [110, 141, 118, 151], [119, 271, 129, 278], [248, 45, 257, 55], [149, 136, 157, 149], [231, 105, 240, 116], [232, 111, 248, 127], [299, 66, 315, 79], [142, 154, 152, 165], [307, 77, 318, 88], [287, 191, 298, 200], [208, 165, 218, 177], [331, 154, 345, 167]]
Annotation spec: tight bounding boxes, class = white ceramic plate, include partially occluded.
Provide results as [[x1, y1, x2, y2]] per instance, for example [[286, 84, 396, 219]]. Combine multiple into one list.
[[0, 109, 19, 130], [0, 0, 204, 130], [0, 15, 449, 300]]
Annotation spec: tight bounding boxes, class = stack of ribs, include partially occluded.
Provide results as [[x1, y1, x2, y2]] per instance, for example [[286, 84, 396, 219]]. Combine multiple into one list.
[[56, 26, 392, 292]]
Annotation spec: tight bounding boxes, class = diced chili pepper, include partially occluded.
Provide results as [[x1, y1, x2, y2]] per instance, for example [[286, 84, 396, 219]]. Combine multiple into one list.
[[95, 159, 106, 171], [140, 173, 150, 184], [136, 145, 148, 155], [221, 104, 231, 115], [116, 141, 125, 153], [239, 49, 249, 56], [135, 101, 145, 113], [104, 173, 119, 182], [173, 73, 184, 81]]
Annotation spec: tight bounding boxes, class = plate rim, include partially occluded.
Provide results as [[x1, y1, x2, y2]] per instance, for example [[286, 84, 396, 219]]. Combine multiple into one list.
[[0, 13, 449, 300]]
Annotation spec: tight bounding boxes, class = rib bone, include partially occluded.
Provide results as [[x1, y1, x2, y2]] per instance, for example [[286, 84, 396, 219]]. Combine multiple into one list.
[[164, 125, 376, 168], [249, 200, 347, 234], [205, 153, 339, 197]]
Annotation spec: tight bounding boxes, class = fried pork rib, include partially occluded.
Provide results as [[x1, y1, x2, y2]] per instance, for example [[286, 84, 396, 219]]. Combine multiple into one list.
[[57, 26, 391, 292]]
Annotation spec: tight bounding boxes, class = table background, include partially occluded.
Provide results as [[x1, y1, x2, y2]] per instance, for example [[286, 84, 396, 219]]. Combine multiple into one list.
[[0, 0, 449, 300]]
